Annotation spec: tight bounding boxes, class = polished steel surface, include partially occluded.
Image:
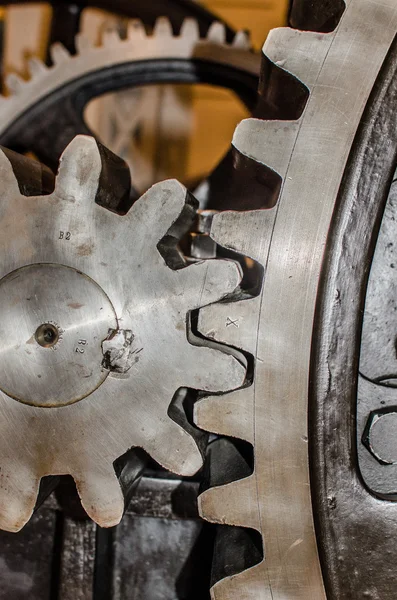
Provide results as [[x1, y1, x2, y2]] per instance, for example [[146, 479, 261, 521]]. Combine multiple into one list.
[[0, 264, 116, 406], [0, 135, 245, 533]]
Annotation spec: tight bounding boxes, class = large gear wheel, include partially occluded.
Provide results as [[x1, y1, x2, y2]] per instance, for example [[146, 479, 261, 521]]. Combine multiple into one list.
[[0, 134, 245, 533], [193, 0, 397, 598]]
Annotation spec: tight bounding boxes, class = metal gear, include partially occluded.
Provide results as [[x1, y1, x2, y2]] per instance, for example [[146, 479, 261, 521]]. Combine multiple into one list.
[[0, 18, 259, 171], [2, 0, 235, 57], [0, 133, 245, 533], [193, 0, 397, 598], [1, 2, 397, 599]]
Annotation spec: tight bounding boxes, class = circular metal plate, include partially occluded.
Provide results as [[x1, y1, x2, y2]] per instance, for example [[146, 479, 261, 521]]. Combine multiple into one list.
[[0, 263, 117, 407]]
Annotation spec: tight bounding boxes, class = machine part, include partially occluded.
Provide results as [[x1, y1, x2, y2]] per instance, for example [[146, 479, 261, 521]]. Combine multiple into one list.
[[189, 210, 218, 259], [193, 0, 397, 598], [362, 407, 397, 466], [0, 133, 246, 533], [2, 0, 234, 57], [357, 173, 397, 498], [311, 28, 397, 598], [0, 474, 213, 600], [0, 18, 259, 172]]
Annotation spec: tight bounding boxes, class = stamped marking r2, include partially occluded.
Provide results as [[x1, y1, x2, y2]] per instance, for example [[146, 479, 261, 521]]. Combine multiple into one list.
[[75, 339, 87, 354]]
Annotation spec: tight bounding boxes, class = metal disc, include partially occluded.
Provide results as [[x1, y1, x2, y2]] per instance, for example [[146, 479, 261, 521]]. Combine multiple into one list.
[[0, 263, 117, 407]]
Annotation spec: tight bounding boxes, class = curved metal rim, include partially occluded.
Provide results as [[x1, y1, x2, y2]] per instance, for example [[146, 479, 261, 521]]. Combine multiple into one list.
[[310, 32, 397, 600]]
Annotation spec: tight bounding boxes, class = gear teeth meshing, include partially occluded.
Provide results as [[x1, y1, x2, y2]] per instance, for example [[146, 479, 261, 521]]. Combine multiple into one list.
[[199, 475, 259, 530], [211, 209, 275, 263], [180, 17, 200, 41], [178, 259, 242, 309], [207, 21, 227, 44], [194, 388, 254, 444], [154, 16, 174, 38], [0, 136, 250, 531], [264, 27, 334, 88], [75, 32, 94, 53], [49, 42, 71, 65], [199, 0, 397, 596], [196, 0, 387, 596], [198, 295, 261, 354], [233, 119, 300, 178], [232, 30, 251, 50], [145, 418, 205, 477], [182, 344, 246, 394]]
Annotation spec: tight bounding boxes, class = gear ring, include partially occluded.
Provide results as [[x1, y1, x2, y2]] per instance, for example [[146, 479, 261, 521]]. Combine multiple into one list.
[[194, 0, 397, 597]]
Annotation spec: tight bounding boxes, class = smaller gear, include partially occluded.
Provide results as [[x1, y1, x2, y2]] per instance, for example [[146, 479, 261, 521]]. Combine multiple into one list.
[[0, 135, 245, 532]]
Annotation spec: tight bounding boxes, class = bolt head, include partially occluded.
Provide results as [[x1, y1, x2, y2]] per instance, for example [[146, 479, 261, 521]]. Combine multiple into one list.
[[362, 407, 397, 465]]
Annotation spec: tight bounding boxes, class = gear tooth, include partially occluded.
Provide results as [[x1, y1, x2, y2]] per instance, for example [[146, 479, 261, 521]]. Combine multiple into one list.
[[131, 179, 194, 245], [54, 135, 102, 204], [5, 73, 25, 95], [263, 27, 333, 87], [127, 19, 147, 40], [198, 295, 261, 354], [180, 17, 200, 41], [207, 21, 226, 44], [0, 466, 39, 533], [194, 388, 254, 444], [210, 562, 265, 600], [102, 26, 121, 48], [75, 32, 94, 53], [154, 16, 173, 37], [27, 57, 47, 79], [199, 476, 260, 530], [211, 210, 275, 264], [185, 345, 246, 393], [0, 147, 24, 197], [233, 118, 300, 178], [146, 419, 203, 477], [49, 42, 71, 65], [74, 463, 124, 528], [233, 30, 251, 50], [181, 259, 242, 310]]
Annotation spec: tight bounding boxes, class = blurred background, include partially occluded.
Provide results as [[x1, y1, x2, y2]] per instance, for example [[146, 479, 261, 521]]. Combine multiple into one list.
[[2, 1, 289, 190]]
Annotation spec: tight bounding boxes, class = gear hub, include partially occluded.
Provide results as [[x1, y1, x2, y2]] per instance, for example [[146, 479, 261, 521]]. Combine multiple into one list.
[[0, 263, 117, 407]]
